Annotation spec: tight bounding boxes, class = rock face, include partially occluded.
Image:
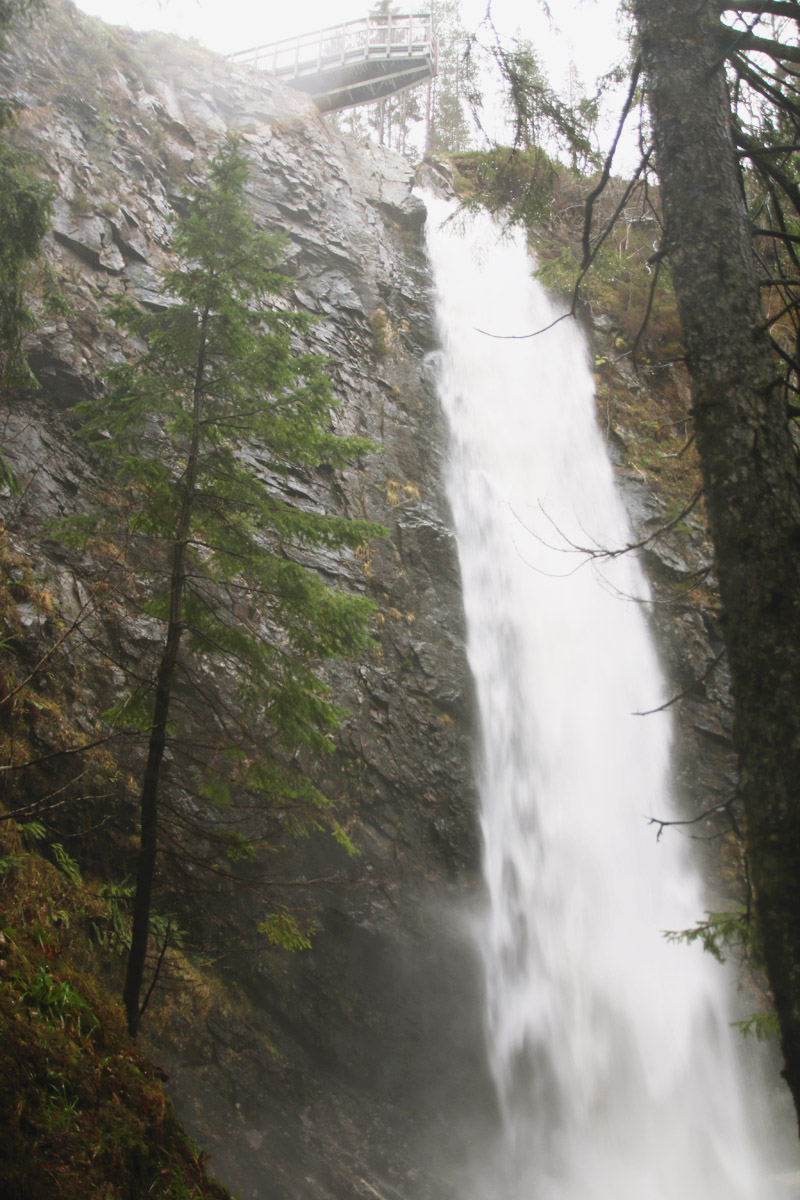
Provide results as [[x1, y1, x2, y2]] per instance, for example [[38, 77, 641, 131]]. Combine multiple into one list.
[[0, 4, 492, 1197], [591, 333, 747, 956]]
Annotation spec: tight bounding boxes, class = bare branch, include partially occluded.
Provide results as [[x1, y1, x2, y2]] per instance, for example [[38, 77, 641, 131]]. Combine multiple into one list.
[[1, 543, 128, 707], [532, 486, 704, 563], [647, 796, 736, 842], [630, 251, 666, 365], [138, 920, 171, 1022], [0, 729, 131, 777], [724, 28, 800, 65], [721, 1, 800, 18], [633, 650, 726, 716], [582, 56, 643, 270]]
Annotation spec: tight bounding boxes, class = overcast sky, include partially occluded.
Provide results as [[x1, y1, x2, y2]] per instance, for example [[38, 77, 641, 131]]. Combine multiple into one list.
[[71, 0, 636, 164], [73, 0, 630, 92]]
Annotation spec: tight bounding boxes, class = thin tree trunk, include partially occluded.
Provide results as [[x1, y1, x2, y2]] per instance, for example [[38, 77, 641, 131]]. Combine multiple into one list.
[[425, 76, 433, 151], [122, 309, 210, 1038], [634, 0, 800, 1125], [121, 566, 184, 1037]]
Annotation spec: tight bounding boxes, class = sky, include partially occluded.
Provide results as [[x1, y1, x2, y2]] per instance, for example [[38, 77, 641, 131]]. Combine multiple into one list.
[[72, 0, 631, 96]]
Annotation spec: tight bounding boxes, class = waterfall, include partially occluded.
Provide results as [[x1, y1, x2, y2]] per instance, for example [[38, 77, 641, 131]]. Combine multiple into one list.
[[422, 194, 776, 1200]]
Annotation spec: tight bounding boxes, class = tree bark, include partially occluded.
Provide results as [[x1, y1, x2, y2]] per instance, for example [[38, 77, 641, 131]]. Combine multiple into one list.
[[634, 0, 800, 1125], [121, 567, 184, 1038]]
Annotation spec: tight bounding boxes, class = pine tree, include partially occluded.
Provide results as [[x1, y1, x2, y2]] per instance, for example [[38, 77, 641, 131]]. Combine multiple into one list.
[[428, 0, 477, 153], [631, 0, 800, 1123], [76, 136, 385, 1038], [0, 144, 51, 402], [493, 37, 595, 165]]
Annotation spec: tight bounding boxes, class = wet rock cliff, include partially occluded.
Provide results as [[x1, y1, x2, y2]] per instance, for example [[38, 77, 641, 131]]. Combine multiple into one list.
[[0, 3, 491, 1196]]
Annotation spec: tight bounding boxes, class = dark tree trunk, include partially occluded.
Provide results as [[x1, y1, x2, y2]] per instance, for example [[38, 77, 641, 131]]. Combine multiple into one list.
[[634, 0, 800, 1126], [121, 597, 184, 1038]]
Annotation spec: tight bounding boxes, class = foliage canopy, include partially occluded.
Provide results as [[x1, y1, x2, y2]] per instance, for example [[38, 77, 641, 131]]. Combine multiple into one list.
[[0, 144, 51, 400], [75, 135, 385, 1036]]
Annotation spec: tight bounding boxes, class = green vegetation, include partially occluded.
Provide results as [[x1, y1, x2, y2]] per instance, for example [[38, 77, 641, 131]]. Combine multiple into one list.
[[484, 38, 597, 170], [0, 35, 385, 1173], [0, 815, 232, 1198], [0, 0, 52, 477], [69, 135, 384, 1036], [427, 0, 477, 154], [448, 149, 699, 510], [665, 905, 777, 1040], [451, 146, 559, 230], [0, 142, 51, 404], [0, 484, 285, 1195], [665, 907, 757, 967]]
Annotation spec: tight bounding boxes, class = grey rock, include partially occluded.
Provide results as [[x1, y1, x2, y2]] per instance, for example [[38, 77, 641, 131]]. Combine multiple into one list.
[[124, 261, 173, 310], [416, 158, 456, 198], [52, 207, 124, 272]]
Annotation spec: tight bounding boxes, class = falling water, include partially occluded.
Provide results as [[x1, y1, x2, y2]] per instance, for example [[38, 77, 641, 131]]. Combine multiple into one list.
[[423, 194, 778, 1199]]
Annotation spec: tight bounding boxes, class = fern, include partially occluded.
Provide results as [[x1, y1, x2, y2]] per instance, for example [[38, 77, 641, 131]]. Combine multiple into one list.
[[732, 1012, 780, 1042], [258, 912, 315, 951], [51, 843, 82, 887]]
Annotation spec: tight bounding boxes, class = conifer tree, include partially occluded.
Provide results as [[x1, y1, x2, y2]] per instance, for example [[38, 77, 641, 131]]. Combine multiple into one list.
[[0, 144, 51, 403], [0, 0, 51, 416], [77, 136, 384, 1038], [631, 0, 800, 1123], [428, 0, 476, 153]]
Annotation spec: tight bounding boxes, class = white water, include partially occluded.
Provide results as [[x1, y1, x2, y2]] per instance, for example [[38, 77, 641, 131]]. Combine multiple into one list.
[[423, 195, 773, 1200]]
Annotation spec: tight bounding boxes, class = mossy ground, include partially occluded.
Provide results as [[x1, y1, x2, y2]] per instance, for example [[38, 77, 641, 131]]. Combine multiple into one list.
[[0, 819, 232, 1199]]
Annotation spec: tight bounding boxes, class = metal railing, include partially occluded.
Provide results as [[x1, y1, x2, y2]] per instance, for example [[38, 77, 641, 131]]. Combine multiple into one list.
[[230, 13, 433, 81]]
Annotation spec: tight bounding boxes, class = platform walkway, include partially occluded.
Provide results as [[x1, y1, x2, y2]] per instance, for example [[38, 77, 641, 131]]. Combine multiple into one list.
[[229, 13, 436, 113]]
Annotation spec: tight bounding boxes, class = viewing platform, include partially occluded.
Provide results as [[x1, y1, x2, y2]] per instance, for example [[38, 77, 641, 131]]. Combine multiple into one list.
[[229, 13, 436, 113]]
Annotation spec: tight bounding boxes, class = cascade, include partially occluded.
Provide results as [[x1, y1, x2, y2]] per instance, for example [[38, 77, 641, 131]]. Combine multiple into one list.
[[422, 194, 778, 1199]]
